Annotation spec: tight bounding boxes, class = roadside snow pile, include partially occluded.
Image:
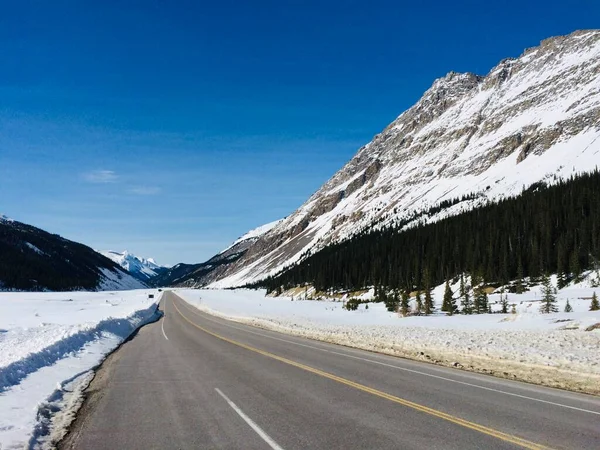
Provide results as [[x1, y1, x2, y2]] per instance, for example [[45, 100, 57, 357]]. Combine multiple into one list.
[[0, 289, 160, 449], [177, 286, 600, 394]]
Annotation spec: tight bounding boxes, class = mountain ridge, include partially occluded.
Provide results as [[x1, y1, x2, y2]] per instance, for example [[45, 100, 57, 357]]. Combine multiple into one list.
[[98, 250, 168, 282], [152, 219, 282, 287], [167, 29, 600, 289], [0, 217, 146, 291]]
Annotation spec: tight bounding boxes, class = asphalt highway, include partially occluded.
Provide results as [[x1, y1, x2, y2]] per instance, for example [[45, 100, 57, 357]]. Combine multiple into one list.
[[59, 291, 600, 449]]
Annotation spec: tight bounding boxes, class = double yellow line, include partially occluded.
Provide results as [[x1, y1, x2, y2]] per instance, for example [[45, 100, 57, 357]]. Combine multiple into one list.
[[170, 295, 550, 450]]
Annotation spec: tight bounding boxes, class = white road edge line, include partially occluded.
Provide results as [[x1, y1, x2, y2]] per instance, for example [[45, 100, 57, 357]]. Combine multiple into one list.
[[215, 388, 285, 450], [177, 299, 600, 416], [161, 297, 169, 341]]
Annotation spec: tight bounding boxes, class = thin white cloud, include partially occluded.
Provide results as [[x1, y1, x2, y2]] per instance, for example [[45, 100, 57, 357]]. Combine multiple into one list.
[[129, 186, 161, 195], [83, 170, 118, 183]]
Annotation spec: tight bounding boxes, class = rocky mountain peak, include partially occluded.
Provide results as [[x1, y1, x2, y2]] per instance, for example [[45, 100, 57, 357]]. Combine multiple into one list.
[[199, 30, 600, 289], [98, 250, 166, 281]]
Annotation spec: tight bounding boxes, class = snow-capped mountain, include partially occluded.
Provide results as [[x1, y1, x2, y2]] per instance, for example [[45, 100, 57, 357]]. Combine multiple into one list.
[[153, 219, 283, 287], [206, 29, 600, 288], [0, 217, 146, 291], [98, 250, 167, 282]]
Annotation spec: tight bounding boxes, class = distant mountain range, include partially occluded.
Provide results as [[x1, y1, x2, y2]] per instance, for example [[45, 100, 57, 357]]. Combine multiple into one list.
[[0, 215, 146, 291], [165, 29, 600, 289], [152, 219, 282, 287], [98, 250, 168, 283]]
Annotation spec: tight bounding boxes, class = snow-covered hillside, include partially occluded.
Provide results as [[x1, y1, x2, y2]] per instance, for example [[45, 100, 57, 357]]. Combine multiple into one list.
[[0, 289, 161, 448], [209, 29, 600, 288], [0, 216, 147, 291], [224, 219, 284, 252], [98, 250, 167, 282]]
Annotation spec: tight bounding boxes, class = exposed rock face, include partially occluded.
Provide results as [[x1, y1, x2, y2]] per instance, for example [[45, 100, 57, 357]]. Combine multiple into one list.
[[198, 30, 600, 288]]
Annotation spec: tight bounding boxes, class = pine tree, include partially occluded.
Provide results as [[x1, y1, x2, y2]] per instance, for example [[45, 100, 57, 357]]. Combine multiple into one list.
[[479, 290, 488, 314], [400, 289, 411, 316], [442, 280, 453, 314], [539, 274, 558, 314], [449, 297, 458, 315], [556, 240, 568, 289], [414, 289, 423, 316], [515, 257, 525, 294], [564, 299, 573, 313], [590, 292, 600, 311], [386, 290, 399, 312], [500, 291, 509, 314], [423, 270, 434, 316], [473, 276, 488, 314], [570, 250, 581, 283], [459, 275, 472, 314], [424, 289, 433, 315]]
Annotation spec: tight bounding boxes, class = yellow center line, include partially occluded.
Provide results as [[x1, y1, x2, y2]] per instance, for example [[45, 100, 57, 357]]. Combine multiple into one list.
[[170, 294, 551, 450]]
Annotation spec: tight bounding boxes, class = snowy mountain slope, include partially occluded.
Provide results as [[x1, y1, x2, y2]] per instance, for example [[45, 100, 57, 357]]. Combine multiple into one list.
[[98, 250, 167, 282], [210, 29, 600, 288], [158, 219, 283, 287], [223, 219, 284, 252], [0, 217, 146, 291]]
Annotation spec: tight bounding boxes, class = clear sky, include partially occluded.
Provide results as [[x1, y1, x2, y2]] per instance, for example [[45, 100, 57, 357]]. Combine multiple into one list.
[[1, 1, 598, 266]]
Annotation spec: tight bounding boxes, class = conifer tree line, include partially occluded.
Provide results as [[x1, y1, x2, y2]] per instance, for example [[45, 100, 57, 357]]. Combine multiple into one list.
[[258, 171, 600, 296]]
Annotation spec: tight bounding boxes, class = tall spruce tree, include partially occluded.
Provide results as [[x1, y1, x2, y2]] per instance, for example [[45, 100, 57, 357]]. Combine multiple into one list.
[[400, 289, 411, 316], [472, 273, 488, 314], [414, 289, 423, 316], [386, 290, 400, 312], [475, 288, 488, 314], [590, 292, 599, 311], [556, 240, 568, 289], [459, 275, 472, 314], [442, 279, 453, 314], [423, 270, 434, 315], [515, 258, 524, 294], [570, 250, 581, 283], [500, 291, 509, 314], [539, 274, 558, 314]]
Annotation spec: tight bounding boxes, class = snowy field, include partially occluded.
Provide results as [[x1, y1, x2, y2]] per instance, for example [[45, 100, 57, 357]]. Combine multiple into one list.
[[177, 283, 600, 395], [0, 289, 160, 449]]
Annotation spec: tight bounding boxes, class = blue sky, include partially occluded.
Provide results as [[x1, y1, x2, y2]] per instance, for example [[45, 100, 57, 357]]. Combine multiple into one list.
[[1, 1, 598, 265]]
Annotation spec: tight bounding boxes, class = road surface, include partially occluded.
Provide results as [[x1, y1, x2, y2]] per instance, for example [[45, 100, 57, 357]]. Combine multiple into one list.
[[60, 291, 600, 449]]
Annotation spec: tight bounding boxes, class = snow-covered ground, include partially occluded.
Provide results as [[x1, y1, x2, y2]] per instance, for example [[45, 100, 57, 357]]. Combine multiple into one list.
[[177, 283, 600, 394], [0, 289, 161, 449]]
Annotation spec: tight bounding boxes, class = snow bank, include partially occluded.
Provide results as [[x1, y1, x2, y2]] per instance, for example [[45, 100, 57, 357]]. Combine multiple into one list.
[[0, 289, 161, 449], [177, 286, 600, 395]]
